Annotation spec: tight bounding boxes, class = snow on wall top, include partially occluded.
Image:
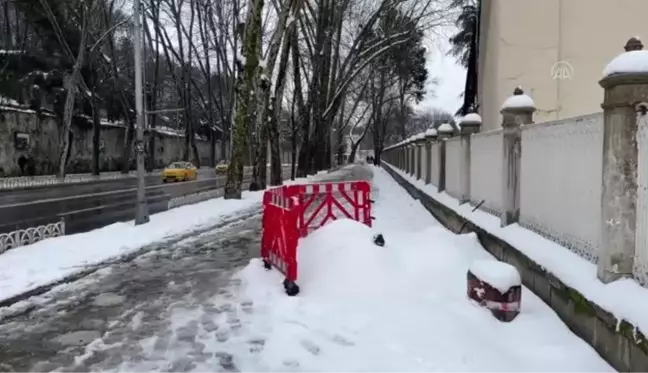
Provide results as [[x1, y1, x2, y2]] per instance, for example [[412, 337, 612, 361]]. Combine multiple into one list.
[[438, 123, 454, 133], [501, 87, 535, 110], [602, 37, 648, 77], [469, 260, 521, 294], [425, 128, 438, 137], [461, 113, 482, 124]]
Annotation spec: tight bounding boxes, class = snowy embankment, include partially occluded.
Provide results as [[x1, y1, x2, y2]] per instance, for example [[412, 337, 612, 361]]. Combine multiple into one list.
[[235, 166, 613, 371]]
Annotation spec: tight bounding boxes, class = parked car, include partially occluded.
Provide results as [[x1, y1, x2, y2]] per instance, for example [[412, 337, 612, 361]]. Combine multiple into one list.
[[162, 161, 198, 182], [215, 161, 228, 175]]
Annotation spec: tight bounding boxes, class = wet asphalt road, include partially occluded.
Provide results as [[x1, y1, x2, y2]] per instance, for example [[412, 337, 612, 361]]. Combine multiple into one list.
[[0, 165, 371, 372]]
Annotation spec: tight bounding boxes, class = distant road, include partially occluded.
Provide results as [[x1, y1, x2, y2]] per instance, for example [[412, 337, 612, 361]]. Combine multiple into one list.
[[0, 167, 217, 191], [0, 168, 217, 207], [0, 166, 291, 237]]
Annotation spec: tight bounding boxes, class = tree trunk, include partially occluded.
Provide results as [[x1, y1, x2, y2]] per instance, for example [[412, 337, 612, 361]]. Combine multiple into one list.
[[224, 0, 264, 199], [268, 96, 283, 186], [268, 11, 297, 186], [91, 94, 101, 175], [290, 132, 297, 180], [57, 17, 89, 178]]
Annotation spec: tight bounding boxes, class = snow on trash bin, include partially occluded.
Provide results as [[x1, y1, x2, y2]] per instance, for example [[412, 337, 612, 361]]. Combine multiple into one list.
[[467, 260, 522, 322]]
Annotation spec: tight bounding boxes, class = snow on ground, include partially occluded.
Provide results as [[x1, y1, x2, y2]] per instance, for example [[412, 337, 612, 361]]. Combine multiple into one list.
[[230, 166, 613, 372], [0, 192, 261, 304], [384, 161, 648, 341]]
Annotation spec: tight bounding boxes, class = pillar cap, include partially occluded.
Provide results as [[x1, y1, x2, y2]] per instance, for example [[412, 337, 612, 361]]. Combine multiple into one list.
[[460, 113, 482, 126], [425, 128, 438, 138], [459, 113, 482, 134], [438, 123, 454, 134], [602, 37, 648, 82], [501, 87, 536, 112]]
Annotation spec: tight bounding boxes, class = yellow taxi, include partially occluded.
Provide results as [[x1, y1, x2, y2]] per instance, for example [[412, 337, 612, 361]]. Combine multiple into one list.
[[162, 161, 198, 182], [215, 160, 228, 175]]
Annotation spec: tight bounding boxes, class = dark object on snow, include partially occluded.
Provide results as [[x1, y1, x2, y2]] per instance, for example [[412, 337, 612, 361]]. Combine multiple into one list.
[[373, 233, 385, 247], [283, 279, 300, 296], [458, 199, 485, 234], [264, 259, 299, 295], [467, 269, 521, 322]]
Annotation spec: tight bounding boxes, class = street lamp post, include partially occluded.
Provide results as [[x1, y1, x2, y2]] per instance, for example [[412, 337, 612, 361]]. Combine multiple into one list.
[[133, 0, 149, 225]]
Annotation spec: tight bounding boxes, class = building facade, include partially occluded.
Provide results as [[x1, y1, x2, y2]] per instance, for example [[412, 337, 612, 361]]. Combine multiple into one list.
[[477, 0, 648, 131]]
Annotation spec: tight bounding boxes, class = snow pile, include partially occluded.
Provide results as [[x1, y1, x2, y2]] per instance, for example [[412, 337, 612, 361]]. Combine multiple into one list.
[[295, 219, 394, 298], [461, 113, 482, 124], [603, 49, 648, 77], [234, 166, 612, 371], [438, 122, 454, 133], [501, 93, 535, 110], [469, 260, 521, 293], [425, 128, 437, 137]]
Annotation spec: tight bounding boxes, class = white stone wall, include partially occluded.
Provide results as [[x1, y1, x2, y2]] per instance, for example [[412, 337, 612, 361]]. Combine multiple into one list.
[[469, 129, 503, 216], [478, 0, 648, 131], [519, 113, 603, 263], [444, 138, 463, 199]]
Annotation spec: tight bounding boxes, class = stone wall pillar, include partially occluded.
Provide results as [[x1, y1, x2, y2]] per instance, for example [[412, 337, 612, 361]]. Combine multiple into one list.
[[415, 134, 425, 180], [425, 128, 438, 184], [403, 142, 409, 172], [393, 146, 398, 168], [437, 123, 454, 192], [500, 87, 535, 227], [597, 37, 648, 283], [396, 144, 403, 170], [406, 139, 413, 174], [458, 113, 482, 204], [409, 139, 416, 175]]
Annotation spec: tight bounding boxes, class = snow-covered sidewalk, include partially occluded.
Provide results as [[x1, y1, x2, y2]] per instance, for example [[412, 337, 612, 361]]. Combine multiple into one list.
[[230, 166, 613, 371], [0, 170, 334, 306], [0, 192, 263, 305]]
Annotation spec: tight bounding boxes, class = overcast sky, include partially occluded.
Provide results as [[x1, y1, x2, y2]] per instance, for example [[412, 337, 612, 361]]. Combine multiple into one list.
[[414, 31, 466, 116]]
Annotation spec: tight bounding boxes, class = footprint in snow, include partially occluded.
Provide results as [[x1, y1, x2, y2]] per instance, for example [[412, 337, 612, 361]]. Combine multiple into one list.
[[214, 329, 229, 342], [300, 339, 321, 356], [247, 338, 265, 354], [241, 301, 253, 314], [331, 334, 355, 346]]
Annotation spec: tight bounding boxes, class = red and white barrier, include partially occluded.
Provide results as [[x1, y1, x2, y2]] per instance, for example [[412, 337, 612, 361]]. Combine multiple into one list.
[[261, 181, 372, 295]]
